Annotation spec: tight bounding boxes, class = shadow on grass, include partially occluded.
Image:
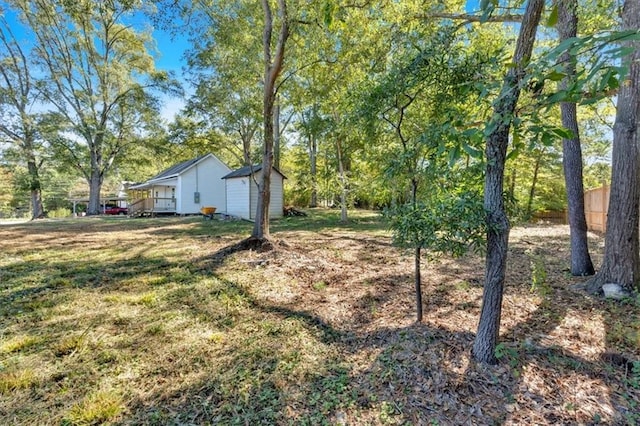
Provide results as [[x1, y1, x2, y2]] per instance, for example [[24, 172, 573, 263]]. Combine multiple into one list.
[[1, 219, 637, 424]]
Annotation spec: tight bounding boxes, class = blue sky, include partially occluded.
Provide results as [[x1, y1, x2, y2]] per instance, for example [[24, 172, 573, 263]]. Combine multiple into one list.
[[150, 28, 188, 120]]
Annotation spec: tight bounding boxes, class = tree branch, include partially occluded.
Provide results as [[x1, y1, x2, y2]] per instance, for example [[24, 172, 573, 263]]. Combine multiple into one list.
[[416, 12, 523, 23]]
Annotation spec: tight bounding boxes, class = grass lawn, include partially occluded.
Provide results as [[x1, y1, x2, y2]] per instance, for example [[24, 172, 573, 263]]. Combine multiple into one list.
[[0, 209, 638, 425]]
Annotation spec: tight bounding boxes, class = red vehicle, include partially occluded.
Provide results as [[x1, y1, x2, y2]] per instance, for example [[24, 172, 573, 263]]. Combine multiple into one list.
[[103, 205, 128, 215]]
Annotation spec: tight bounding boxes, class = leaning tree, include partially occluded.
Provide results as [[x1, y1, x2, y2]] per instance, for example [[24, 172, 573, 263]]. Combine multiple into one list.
[[472, 0, 545, 364]]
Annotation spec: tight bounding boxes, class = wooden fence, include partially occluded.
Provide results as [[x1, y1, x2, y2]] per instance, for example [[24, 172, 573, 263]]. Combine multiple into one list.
[[584, 185, 610, 233], [532, 210, 567, 223]]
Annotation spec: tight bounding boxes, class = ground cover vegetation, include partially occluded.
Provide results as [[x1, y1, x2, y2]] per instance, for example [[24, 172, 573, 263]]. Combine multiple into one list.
[[0, 212, 638, 424]]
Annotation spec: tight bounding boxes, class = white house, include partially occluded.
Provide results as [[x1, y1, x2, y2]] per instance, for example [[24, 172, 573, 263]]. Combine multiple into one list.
[[222, 165, 285, 220], [128, 153, 231, 216]]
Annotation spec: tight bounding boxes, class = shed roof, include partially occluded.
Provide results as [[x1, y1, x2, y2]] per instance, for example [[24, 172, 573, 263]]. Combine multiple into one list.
[[222, 164, 286, 179]]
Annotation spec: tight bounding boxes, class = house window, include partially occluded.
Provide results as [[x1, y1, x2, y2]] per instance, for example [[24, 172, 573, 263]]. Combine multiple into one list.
[[155, 191, 158, 204]]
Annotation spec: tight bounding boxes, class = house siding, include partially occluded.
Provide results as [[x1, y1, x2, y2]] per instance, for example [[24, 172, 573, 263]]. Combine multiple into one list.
[[226, 177, 251, 219], [172, 156, 229, 214], [250, 175, 259, 220], [128, 153, 231, 216], [151, 182, 177, 211], [226, 170, 284, 220], [269, 172, 284, 218]]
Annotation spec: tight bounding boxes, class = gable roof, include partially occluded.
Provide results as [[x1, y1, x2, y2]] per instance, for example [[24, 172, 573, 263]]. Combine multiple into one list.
[[147, 154, 210, 182], [129, 153, 230, 190], [222, 164, 286, 180]]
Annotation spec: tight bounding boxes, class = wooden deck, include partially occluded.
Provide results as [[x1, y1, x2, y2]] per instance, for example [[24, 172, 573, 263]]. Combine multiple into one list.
[[129, 198, 177, 217]]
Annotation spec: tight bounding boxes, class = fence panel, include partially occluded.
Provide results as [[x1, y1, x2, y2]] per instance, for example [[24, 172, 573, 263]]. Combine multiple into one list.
[[584, 185, 609, 232], [532, 210, 567, 223]]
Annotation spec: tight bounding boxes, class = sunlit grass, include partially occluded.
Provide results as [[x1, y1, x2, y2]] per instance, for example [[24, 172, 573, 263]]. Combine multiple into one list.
[[65, 389, 124, 425], [0, 368, 38, 394], [0, 212, 635, 424], [1, 334, 41, 354]]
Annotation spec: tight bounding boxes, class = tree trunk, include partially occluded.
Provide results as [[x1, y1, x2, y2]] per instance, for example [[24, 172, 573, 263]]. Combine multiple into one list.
[[241, 133, 252, 166], [336, 138, 348, 223], [508, 169, 516, 201], [274, 100, 281, 170], [586, 0, 640, 293], [253, 0, 288, 239], [557, 0, 595, 276], [23, 130, 44, 219], [309, 133, 318, 208], [87, 168, 103, 215], [253, 91, 274, 238], [415, 246, 423, 322], [472, 0, 544, 364], [412, 178, 422, 322], [27, 158, 44, 219], [526, 150, 543, 218], [87, 140, 103, 216]]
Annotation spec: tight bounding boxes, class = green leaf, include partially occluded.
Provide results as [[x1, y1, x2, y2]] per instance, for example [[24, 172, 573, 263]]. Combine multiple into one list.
[[546, 4, 558, 27], [546, 70, 565, 82], [462, 142, 483, 159], [551, 127, 574, 139], [541, 132, 554, 147], [323, 0, 335, 27], [512, 128, 521, 148], [480, 0, 496, 23], [545, 37, 580, 61], [448, 144, 461, 166]]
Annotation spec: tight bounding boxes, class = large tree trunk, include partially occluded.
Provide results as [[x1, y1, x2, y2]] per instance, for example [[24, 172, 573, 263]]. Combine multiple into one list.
[[586, 0, 640, 293], [24, 131, 44, 219], [253, 0, 288, 239], [274, 100, 281, 170], [254, 94, 274, 238], [472, 0, 544, 364], [27, 158, 44, 219], [87, 168, 103, 216], [557, 0, 595, 276], [87, 141, 103, 216]]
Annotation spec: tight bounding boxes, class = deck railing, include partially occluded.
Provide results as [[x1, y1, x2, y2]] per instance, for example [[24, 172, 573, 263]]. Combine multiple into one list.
[[129, 197, 176, 215]]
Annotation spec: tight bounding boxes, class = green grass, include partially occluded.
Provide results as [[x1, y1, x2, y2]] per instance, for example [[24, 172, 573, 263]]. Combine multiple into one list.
[[0, 211, 387, 424], [1, 334, 41, 354], [64, 389, 124, 425], [272, 208, 387, 234], [0, 368, 39, 394], [1, 210, 637, 425]]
